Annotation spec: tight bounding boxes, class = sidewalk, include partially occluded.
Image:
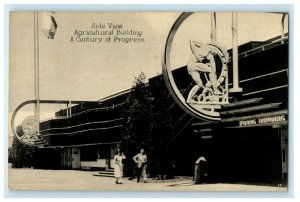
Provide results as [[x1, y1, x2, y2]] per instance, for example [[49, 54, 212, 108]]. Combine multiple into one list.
[[8, 166, 287, 191]]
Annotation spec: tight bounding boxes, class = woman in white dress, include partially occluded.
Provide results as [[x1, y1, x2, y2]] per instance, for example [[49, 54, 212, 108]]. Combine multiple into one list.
[[114, 149, 126, 184]]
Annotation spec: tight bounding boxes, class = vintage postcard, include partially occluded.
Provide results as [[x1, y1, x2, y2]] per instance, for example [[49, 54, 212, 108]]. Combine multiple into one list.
[[9, 12, 288, 191]]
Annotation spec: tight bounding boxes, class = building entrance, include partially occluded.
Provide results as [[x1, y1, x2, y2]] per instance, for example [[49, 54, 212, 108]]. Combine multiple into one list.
[[208, 127, 286, 184], [72, 147, 81, 169]]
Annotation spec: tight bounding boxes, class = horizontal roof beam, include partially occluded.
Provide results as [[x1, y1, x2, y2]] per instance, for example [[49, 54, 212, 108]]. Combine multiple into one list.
[[221, 102, 281, 116], [222, 98, 263, 109]]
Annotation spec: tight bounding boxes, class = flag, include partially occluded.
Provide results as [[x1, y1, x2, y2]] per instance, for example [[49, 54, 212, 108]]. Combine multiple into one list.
[[41, 12, 57, 39]]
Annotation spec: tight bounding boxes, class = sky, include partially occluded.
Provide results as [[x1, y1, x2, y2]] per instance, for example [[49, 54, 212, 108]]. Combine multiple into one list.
[[9, 12, 288, 136]]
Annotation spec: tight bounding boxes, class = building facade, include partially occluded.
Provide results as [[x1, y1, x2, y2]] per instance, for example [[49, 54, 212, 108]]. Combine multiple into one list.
[[36, 35, 288, 184]]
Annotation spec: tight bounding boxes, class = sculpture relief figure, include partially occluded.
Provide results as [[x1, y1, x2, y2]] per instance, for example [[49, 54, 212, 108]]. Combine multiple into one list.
[[187, 41, 222, 103]]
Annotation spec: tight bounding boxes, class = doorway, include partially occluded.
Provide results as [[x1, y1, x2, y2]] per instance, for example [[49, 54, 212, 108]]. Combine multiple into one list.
[[72, 147, 81, 169]]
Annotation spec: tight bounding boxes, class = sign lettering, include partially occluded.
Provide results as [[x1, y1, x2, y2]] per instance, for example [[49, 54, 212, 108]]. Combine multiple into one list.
[[239, 115, 286, 126]]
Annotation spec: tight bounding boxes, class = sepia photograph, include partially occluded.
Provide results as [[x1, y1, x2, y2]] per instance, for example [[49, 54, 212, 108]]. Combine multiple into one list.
[[8, 11, 289, 191]]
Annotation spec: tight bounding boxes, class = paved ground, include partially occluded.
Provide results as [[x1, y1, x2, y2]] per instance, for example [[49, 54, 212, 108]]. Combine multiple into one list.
[[8, 166, 287, 191]]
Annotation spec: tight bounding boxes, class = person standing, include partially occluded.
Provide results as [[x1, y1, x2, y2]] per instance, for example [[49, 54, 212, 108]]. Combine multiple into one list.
[[133, 148, 148, 183], [114, 149, 126, 184]]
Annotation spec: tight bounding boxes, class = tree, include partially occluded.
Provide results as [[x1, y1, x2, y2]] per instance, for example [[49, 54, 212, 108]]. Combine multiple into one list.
[[121, 73, 175, 178], [121, 72, 153, 176], [148, 75, 175, 179], [11, 125, 36, 168]]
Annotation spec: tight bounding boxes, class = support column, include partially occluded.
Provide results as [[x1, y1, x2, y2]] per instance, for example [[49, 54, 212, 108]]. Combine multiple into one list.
[[69, 100, 72, 117], [281, 14, 287, 44], [229, 12, 243, 93], [66, 103, 69, 118], [34, 11, 41, 134], [280, 128, 288, 180]]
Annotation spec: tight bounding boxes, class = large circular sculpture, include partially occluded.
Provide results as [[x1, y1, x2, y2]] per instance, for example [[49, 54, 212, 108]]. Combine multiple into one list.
[[162, 13, 229, 121]]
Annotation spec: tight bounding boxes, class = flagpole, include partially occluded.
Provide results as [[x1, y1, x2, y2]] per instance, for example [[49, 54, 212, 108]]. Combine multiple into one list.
[[34, 11, 40, 134], [210, 12, 216, 42]]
